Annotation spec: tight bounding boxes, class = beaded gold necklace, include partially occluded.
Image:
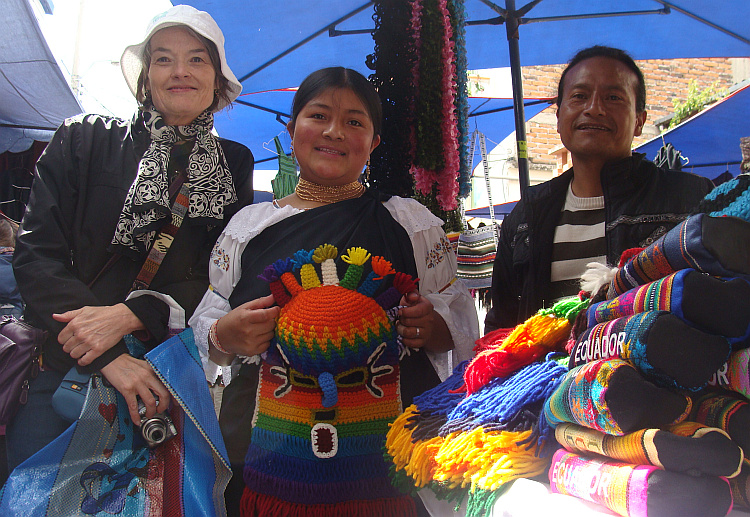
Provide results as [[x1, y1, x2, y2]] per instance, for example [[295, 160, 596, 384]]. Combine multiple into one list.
[[295, 177, 365, 204]]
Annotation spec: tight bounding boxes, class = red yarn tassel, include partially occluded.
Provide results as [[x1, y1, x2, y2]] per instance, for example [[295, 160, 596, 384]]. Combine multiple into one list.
[[618, 247, 645, 267], [473, 327, 513, 354], [392, 272, 418, 295]]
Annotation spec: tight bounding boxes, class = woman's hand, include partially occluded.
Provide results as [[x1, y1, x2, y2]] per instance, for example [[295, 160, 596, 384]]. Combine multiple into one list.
[[55, 303, 146, 366], [214, 294, 280, 358], [396, 291, 454, 353], [100, 354, 171, 426]]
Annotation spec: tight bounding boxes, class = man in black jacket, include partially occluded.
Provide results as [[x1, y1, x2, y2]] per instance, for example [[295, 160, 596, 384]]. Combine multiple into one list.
[[485, 46, 714, 332]]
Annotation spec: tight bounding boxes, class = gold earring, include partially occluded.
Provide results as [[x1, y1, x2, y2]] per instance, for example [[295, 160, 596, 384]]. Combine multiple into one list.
[[290, 141, 297, 164], [365, 159, 371, 182]]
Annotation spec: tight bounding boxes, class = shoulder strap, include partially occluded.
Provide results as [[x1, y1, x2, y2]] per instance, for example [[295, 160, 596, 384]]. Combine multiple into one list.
[[131, 171, 190, 291]]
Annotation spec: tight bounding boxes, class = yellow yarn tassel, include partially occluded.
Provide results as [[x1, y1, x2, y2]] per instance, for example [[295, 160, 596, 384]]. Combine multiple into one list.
[[313, 243, 340, 285], [387, 407, 419, 471], [312, 244, 337, 262], [433, 427, 549, 492], [342, 247, 371, 266], [386, 407, 445, 488], [501, 312, 570, 356]]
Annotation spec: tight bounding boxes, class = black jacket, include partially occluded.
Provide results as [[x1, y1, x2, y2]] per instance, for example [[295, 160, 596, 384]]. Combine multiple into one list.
[[14, 113, 254, 373], [485, 153, 714, 332]]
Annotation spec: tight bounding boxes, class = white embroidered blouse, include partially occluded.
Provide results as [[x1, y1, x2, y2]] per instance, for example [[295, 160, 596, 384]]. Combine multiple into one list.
[[189, 196, 480, 386]]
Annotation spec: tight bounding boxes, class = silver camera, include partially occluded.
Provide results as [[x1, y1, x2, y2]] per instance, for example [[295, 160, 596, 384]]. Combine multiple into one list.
[[137, 396, 177, 448]]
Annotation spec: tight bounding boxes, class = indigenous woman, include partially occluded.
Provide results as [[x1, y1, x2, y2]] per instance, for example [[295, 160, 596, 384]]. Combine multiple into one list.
[[7, 5, 253, 472], [189, 67, 479, 515]]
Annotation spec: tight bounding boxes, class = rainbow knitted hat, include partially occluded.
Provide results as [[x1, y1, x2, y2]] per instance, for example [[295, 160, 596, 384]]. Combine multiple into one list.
[[241, 244, 418, 516]]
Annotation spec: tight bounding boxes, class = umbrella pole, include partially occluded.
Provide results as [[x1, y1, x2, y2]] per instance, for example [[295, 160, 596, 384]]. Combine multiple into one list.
[[505, 0, 530, 197]]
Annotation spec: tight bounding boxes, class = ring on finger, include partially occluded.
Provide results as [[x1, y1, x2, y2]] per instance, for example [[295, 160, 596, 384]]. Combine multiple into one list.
[[415, 327, 420, 338]]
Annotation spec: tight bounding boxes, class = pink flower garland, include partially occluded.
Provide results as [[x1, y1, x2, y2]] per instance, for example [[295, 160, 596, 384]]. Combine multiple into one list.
[[408, 0, 461, 211], [408, 0, 438, 196], [436, 0, 460, 210]]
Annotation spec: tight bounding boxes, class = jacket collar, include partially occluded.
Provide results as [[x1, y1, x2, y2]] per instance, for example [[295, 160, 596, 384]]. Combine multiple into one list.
[[525, 152, 652, 204]]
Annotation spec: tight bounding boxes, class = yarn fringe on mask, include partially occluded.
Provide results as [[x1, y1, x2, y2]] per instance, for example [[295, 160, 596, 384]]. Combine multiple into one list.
[[240, 489, 418, 517]]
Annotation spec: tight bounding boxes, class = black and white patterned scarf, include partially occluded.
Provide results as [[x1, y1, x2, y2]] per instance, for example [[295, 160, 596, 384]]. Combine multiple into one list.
[[111, 106, 237, 256]]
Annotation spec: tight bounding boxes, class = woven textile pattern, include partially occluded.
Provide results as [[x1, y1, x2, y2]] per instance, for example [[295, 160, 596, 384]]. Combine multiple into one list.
[[544, 359, 626, 435], [570, 311, 663, 381], [588, 271, 679, 327], [549, 449, 652, 517]]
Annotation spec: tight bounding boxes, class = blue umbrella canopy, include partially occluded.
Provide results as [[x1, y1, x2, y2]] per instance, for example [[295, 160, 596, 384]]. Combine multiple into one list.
[[636, 81, 750, 180], [1, 0, 82, 152], [184, 0, 750, 171]]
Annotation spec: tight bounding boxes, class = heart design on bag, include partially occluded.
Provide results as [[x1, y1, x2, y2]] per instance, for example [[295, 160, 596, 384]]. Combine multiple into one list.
[[98, 403, 117, 425]]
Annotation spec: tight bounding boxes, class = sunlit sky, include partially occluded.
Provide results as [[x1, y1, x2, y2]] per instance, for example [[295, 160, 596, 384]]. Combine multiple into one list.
[[34, 0, 172, 118]]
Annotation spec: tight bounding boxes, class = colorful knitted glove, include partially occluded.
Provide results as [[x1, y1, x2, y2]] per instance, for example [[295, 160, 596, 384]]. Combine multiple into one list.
[[569, 311, 731, 390], [610, 214, 750, 297], [555, 421, 743, 478], [544, 358, 692, 435], [729, 464, 750, 512], [713, 347, 750, 399], [691, 389, 750, 461], [697, 172, 750, 223], [549, 449, 733, 517], [588, 268, 750, 347]]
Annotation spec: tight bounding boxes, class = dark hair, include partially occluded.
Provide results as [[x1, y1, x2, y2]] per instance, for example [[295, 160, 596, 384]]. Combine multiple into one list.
[[556, 45, 646, 113], [0, 218, 18, 247], [290, 67, 382, 136], [136, 26, 231, 112]]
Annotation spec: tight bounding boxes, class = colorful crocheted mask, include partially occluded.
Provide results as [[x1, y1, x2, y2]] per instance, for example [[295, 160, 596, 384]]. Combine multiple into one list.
[[241, 244, 419, 516]]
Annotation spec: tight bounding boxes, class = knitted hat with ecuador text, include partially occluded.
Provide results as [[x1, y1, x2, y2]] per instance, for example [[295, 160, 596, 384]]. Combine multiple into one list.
[[587, 268, 750, 348], [569, 310, 730, 391], [609, 213, 750, 298], [240, 244, 418, 517], [710, 347, 750, 400], [549, 449, 733, 517], [544, 358, 692, 436]]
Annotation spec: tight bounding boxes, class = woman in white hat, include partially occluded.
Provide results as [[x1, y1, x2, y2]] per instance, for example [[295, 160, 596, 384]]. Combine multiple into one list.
[[7, 5, 253, 471]]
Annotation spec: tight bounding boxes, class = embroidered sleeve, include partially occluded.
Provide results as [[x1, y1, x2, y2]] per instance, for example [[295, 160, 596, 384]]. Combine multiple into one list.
[[189, 202, 301, 385], [384, 197, 480, 380]]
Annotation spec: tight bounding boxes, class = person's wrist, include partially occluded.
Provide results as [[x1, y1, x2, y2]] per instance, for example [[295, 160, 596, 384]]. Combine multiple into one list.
[[209, 319, 231, 355]]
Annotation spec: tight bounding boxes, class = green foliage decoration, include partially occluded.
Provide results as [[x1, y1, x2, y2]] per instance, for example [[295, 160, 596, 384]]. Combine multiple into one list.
[[669, 80, 725, 129]]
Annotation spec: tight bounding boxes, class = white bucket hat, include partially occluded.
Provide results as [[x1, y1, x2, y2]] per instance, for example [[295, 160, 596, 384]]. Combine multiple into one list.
[[120, 4, 242, 112]]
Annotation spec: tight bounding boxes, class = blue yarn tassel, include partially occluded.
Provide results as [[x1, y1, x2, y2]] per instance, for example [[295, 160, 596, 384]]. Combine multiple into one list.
[[440, 360, 567, 438]]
